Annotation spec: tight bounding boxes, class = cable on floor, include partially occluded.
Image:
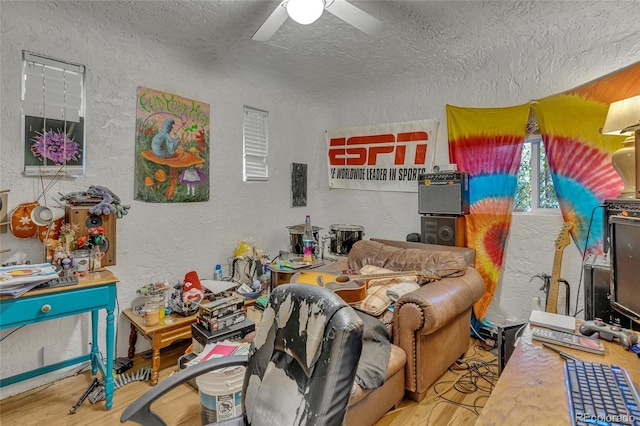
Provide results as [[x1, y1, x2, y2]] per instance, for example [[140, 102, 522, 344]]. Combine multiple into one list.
[[424, 344, 498, 424]]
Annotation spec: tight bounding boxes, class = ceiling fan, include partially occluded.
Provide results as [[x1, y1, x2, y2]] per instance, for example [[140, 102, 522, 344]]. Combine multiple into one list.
[[252, 0, 383, 41]]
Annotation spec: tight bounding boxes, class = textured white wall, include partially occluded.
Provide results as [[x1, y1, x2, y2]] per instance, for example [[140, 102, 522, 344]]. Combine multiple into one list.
[[0, 2, 333, 397], [1, 1, 638, 398]]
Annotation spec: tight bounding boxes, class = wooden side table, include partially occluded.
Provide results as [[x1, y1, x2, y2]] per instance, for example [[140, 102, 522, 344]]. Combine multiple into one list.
[[122, 308, 198, 385]]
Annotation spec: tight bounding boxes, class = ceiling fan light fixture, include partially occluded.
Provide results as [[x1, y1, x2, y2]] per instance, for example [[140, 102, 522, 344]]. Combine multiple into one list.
[[287, 0, 325, 25]]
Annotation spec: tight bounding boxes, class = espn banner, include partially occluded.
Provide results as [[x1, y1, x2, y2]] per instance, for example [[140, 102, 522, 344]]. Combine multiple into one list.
[[326, 119, 439, 192]]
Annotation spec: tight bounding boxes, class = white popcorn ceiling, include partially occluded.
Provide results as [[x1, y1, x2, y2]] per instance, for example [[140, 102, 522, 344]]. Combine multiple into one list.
[[55, 0, 640, 104]]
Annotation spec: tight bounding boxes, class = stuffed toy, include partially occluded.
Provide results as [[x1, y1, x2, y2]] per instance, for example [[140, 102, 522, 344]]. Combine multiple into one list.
[[60, 185, 130, 219], [183, 270, 204, 302]]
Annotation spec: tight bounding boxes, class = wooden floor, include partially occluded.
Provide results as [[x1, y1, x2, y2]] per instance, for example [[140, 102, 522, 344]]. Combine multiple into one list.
[[0, 337, 498, 426]]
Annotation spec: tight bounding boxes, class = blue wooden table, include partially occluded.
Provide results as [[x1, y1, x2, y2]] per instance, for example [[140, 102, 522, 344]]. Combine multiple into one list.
[[0, 270, 119, 410]]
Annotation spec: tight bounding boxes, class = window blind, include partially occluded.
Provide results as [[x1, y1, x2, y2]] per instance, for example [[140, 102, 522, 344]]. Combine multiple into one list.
[[21, 51, 86, 176], [22, 51, 84, 122], [243, 107, 269, 182]]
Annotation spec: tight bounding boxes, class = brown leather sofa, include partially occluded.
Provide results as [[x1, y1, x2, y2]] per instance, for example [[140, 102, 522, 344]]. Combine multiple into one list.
[[328, 238, 485, 424]]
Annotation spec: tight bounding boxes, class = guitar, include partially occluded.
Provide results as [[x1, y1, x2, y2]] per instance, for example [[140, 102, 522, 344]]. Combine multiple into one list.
[[290, 270, 440, 304], [545, 222, 573, 314]]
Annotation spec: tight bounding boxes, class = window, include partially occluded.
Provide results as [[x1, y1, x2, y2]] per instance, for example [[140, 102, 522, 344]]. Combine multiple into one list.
[[514, 136, 559, 212], [22, 51, 86, 176], [242, 107, 268, 182]]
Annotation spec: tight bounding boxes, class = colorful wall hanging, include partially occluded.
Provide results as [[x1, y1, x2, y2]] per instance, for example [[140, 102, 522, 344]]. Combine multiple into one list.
[[134, 87, 210, 203], [532, 61, 640, 256], [447, 104, 530, 320], [448, 61, 640, 320]]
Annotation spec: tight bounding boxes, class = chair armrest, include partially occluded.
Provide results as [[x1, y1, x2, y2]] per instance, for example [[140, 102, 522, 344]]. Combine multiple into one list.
[[120, 355, 248, 426], [393, 267, 484, 335]]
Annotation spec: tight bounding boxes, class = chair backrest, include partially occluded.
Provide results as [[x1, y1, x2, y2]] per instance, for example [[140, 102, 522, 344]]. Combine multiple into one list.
[[243, 283, 363, 426]]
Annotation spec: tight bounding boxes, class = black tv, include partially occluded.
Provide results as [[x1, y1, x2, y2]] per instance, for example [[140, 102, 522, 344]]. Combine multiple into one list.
[[609, 215, 640, 325]]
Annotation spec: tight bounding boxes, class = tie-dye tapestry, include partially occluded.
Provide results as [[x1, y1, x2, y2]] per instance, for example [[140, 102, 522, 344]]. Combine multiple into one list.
[[447, 105, 530, 320], [532, 62, 640, 256]]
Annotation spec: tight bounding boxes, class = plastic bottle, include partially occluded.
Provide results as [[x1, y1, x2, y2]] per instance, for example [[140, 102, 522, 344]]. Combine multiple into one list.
[[260, 264, 271, 297], [214, 264, 223, 280], [302, 215, 314, 263]]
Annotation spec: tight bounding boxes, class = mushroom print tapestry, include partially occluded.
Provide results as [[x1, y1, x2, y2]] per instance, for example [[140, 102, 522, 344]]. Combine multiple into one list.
[[134, 87, 210, 203]]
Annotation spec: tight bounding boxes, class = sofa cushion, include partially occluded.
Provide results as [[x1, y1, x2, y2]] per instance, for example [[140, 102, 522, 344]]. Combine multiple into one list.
[[348, 240, 467, 278], [350, 265, 418, 317], [348, 343, 406, 406]]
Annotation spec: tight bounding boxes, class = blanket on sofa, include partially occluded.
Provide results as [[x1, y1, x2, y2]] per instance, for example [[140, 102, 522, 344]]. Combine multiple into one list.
[[354, 311, 390, 389]]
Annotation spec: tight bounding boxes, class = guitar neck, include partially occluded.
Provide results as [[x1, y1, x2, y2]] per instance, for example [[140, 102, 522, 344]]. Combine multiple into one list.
[[546, 250, 563, 314], [545, 222, 573, 314]]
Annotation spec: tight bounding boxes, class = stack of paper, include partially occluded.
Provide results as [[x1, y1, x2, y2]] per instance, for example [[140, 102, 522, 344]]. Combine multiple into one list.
[[0, 263, 59, 298], [0, 281, 45, 298], [0, 263, 58, 286], [185, 340, 249, 369]]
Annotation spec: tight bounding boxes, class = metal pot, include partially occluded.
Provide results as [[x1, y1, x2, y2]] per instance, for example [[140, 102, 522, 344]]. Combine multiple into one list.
[[329, 224, 365, 255], [287, 224, 321, 255]]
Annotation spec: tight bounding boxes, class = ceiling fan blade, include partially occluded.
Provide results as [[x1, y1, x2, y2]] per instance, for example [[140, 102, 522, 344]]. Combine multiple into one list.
[[252, 1, 289, 41], [325, 0, 383, 35]]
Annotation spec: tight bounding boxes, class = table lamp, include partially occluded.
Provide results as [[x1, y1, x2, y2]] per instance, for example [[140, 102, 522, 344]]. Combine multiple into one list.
[[31, 205, 65, 262], [602, 95, 640, 199]]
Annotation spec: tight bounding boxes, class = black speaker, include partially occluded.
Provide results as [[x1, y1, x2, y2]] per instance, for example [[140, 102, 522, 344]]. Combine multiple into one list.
[[65, 205, 117, 266], [603, 199, 640, 253], [497, 322, 526, 375], [418, 172, 470, 215], [420, 215, 465, 247]]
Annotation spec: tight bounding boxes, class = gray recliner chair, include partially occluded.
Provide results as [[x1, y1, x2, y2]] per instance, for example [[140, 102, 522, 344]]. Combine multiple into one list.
[[121, 283, 364, 426]]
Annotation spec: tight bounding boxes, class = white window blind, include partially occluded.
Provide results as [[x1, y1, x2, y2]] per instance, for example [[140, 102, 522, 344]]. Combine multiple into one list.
[[243, 107, 269, 182], [21, 51, 86, 176], [22, 51, 84, 122]]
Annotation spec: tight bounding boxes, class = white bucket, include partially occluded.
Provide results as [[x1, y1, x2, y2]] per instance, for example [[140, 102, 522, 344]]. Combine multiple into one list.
[[195, 366, 245, 425]]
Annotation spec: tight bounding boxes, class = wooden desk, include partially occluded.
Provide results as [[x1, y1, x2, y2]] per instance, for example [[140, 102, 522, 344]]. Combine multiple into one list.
[[122, 308, 198, 385], [476, 325, 640, 425], [0, 270, 119, 410]]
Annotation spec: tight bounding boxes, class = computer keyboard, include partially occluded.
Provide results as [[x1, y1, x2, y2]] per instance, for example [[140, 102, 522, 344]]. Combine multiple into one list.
[[565, 359, 640, 426]]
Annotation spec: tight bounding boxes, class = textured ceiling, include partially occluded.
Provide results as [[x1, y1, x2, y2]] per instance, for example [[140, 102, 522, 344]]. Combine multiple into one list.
[[61, 1, 638, 102]]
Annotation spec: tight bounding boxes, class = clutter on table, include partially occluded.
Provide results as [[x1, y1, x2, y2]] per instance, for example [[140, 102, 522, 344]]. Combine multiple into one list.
[[131, 270, 244, 322]]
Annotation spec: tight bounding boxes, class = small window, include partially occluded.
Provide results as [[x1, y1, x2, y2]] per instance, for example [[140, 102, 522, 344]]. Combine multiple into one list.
[[243, 107, 268, 182], [514, 137, 559, 212], [22, 51, 86, 176]]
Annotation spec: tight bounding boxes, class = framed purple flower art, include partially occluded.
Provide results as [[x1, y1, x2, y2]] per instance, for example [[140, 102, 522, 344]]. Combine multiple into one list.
[[23, 116, 85, 176], [21, 52, 86, 176]]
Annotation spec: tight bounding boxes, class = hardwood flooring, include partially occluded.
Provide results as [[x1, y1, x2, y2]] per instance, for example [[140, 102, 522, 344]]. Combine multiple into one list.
[[0, 337, 497, 426]]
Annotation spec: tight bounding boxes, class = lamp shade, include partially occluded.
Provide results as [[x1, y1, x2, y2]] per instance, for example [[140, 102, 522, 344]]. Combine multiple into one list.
[[31, 206, 65, 226], [287, 0, 324, 25], [602, 95, 640, 136]]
